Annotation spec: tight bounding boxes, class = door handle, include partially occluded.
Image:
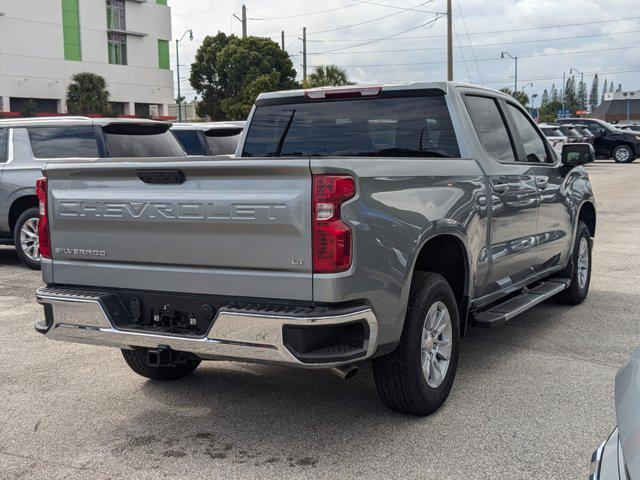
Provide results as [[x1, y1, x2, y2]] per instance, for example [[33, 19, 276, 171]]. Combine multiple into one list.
[[491, 182, 509, 194], [535, 177, 548, 190]]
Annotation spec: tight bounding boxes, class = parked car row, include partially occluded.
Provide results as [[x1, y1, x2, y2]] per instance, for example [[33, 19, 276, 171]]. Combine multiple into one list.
[[556, 118, 640, 163], [0, 117, 245, 269]]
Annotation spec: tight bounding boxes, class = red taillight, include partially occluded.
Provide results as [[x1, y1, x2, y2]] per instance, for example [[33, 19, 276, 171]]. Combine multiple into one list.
[[312, 175, 356, 273], [36, 177, 51, 259]]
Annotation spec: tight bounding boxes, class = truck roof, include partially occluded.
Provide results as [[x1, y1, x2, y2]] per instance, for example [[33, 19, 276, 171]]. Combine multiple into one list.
[[0, 116, 172, 128], [256, 81, 508, 102]]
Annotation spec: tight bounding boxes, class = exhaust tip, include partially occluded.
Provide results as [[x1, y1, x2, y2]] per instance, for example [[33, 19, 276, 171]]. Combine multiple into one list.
[[330, 364, 359, 380]]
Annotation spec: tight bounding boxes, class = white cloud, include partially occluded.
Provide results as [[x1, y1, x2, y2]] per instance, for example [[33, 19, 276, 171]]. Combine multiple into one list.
[[169, 0, 640, 101]]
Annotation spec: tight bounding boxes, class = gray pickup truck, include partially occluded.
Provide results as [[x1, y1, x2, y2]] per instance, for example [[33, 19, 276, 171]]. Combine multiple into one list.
[[35, 82, 597, 415]]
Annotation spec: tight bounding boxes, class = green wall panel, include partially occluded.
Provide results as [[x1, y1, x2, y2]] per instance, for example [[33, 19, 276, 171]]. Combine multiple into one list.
[[61, 0, 81, 61], [158, 39, 170, 70]]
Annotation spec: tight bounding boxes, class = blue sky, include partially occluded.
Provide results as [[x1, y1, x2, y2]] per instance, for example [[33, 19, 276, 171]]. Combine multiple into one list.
[[170, 0, 640, 104]]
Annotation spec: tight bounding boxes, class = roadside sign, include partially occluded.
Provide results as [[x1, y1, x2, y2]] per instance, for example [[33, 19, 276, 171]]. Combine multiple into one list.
[[557, 109, 570, 119], [530, 108, 539, 121], [576, 110, 588, 116]]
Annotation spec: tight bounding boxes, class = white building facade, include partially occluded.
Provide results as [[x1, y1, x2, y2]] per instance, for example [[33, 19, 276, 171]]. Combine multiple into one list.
[[0, 0, 173, 117]]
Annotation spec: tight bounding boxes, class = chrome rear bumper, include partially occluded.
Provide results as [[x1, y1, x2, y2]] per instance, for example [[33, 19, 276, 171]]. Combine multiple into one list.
[[35, 287, 378, 368]]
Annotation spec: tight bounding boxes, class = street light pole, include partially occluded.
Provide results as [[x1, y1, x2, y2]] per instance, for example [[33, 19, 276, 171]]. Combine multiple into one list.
[[501, 51, 518, 93], [570, 67, 585, 114], [175, 29, 193, 123]]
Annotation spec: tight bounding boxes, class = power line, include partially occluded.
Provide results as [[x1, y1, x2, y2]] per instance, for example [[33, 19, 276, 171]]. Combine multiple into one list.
[[248, 3, 362, 21], [308, 1, 435, 35], [456, 0, 482, 83], [308, 44, 640, 68], [306, 15, 640, 42], [310, 14, 445, 54], [483, 67, 640, 85], [309, 29, 640, 55]]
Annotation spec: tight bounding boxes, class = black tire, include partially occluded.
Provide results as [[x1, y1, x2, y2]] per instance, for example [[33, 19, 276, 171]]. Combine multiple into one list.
[[554, 221, 592, 305], [13, 207, 41, 270], [612, 144, 635, 163], [121, 347, 201, 381], [372, 272, 460, 416]]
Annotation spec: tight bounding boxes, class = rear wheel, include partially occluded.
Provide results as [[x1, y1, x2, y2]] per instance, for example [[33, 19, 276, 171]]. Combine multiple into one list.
[[554, 221, 592, 305], [612, 144, 634, 163], [121, 347, 201, 380], [372, 272, 460, 416], [13, 207, 41, 270]]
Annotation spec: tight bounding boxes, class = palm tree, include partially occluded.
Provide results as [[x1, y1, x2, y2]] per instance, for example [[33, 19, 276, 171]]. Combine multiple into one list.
[[306, 65, 352, 88], [66, 73, 110, 115]]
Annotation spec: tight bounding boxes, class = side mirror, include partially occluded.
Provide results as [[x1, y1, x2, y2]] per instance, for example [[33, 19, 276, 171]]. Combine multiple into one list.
[[562, 143, 595, 167]]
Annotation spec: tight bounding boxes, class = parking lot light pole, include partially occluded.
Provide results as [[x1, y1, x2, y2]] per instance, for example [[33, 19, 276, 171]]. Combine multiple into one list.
[[570, 67, 585, 114], [501, 51, 518, 93], [175, 28, 193, 123]]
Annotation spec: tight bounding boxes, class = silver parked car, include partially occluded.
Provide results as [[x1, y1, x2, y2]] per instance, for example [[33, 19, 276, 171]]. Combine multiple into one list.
[[171, 122, 245, 156], [590, 347, 639, 479], [0, 117, 185, 269], [539, 124, 568, 154]]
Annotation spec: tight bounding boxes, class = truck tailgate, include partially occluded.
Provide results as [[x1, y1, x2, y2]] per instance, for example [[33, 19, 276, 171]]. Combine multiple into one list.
[[45, 158, 313, 300]]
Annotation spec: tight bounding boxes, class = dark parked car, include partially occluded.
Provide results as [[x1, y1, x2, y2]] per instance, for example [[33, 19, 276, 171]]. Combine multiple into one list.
[[557, 118, 640, 163], [0, 117, 185, 269], [171, 122, 245, 156], [590, 347, 640, 479]]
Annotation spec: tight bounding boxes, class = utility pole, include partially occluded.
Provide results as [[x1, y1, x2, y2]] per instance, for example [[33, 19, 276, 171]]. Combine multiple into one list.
[[562, 71, 566, 118], [281, 30, 285, 51], [175, 29, 193, 123], [233, 5, 247, 38], [447, 0, 453, 81], [242, 5, 247, 38], [302, 27, 307, 83]]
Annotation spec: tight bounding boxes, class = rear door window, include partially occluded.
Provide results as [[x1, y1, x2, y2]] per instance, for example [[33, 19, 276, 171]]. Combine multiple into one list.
[[205, 127, 243, 155], [103, 124, 186, 157], [504, 103, 551, 163], [27, 126, 99, 158], [172, 129, 205, 155], [242, 94, 460, 158], [465, 95, 516, 163]]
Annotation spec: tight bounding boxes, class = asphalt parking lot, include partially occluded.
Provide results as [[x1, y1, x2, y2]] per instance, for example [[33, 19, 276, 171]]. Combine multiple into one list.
[[1, 161, 639, 480]]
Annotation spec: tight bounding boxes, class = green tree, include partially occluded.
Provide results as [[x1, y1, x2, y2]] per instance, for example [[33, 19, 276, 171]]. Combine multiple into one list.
[[589, 74, 600, 111], [578, 80, 587, 111], [564, 76, 578, 114], [189, 33, 298, 120], [66, 73, 110, 115], [499, 87, 529, 107], [306, 65, 352, 88], [609, 82, 614, 93], [550, 83, 559, 103], [20, 98, 38, 118], [540, 89, 549, 108], [616, 83, 623, 93], [189, 32, 232, 121]]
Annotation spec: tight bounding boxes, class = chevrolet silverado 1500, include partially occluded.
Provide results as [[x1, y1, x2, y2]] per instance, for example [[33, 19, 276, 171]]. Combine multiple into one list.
[[35, 82, 597, 415]]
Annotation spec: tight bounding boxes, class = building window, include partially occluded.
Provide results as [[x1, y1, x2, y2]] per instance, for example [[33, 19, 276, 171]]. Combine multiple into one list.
[[108, 32, 127, 65], [158, 39, 170, 70], [106, 0, 126, 30], [156, 0, 168, 5], [62, 0, 82, 61]]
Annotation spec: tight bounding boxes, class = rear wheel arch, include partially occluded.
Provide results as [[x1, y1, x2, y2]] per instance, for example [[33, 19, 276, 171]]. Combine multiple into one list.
[[9, 195, 38, 233], [411, 234, 470, 334], [578, 201, 596, 238]]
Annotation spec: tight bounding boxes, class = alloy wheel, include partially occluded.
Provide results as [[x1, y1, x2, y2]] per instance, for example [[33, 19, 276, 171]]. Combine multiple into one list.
[[19, 218, 40, 263], [420, 301, 453, 388]]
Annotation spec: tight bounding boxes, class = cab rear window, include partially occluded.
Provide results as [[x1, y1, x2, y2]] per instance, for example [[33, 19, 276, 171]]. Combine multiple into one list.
[[242, 94, 460, 158]]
